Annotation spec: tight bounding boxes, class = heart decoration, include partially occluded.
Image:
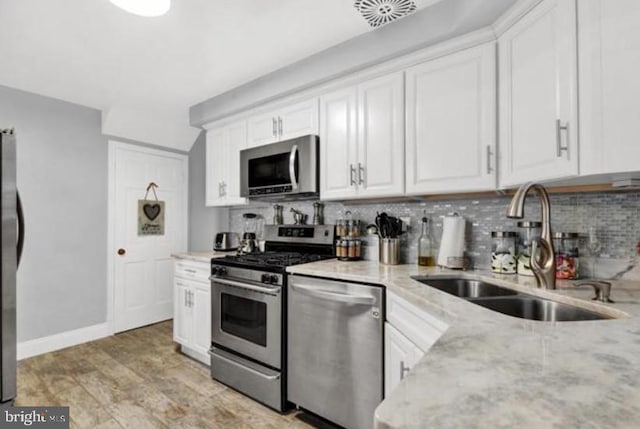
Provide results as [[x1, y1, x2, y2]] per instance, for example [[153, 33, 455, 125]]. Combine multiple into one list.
[[143, 203, 161, 221]]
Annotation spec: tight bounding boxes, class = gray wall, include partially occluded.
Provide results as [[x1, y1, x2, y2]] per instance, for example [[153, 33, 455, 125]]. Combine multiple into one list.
[[188, 132, 229, 251], [0, 85, 107, 342]]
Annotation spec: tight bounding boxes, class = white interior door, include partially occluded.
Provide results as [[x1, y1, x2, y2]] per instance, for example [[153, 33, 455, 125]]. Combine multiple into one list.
[[110, 141, 188, 333]]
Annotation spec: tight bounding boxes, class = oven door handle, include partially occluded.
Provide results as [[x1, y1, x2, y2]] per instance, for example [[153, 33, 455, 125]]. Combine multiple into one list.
[[209, 347, 280, 381], [290, 284, 375, 305], [289, 144, 298, 190], [210, 276, 281, 296]]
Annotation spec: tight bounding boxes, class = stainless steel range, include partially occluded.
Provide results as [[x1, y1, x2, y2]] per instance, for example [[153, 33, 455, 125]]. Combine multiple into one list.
[[208, 224, 335, 411]]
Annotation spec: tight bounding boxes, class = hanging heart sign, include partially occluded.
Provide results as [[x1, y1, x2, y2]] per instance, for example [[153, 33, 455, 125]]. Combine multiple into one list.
[[143, 203, 161, 221]]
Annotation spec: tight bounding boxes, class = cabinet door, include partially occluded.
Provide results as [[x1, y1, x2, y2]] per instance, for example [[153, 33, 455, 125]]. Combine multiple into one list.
[[498, 0, 578, 187], [384, 323, 424, 398], [248, 112, 278, 147], [357, 72, 405, 198], [191, 283, 211, 356], [579, 0, 640, 175], [173, 280, 192, 346], [406, 44, 496, 194], [278, 99, 319, 141], [319, 87, 359, 200], [205, 128, 227, 207], [224, 120, 248, 205]]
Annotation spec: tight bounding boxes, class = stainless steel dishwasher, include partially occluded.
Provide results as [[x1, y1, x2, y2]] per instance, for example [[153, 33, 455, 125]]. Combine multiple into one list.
[[287, 274, 384, 429]]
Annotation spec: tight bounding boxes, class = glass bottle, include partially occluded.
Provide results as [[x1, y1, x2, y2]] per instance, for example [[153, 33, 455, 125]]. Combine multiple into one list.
[[418, 216, 435, 266]]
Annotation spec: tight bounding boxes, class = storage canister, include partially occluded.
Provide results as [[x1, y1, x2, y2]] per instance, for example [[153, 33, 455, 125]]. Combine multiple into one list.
[[491, 231, 517, 274], [517, 221, 542, 276], [554, 232, 580, 280]]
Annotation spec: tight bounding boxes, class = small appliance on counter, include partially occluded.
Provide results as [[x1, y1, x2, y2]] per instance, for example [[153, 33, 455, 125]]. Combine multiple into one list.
[[437, 213, 466, 268], [238, 213, 260, 254], [214, 232, 240, 252]]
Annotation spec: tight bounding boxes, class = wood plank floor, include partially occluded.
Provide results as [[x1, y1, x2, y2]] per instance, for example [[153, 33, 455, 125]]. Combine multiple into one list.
[[16, 321, 337, 429]]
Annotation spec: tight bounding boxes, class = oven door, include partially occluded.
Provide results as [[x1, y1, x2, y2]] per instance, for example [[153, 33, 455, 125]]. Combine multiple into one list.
[[211, 276, 282, 369], [240, 135, 318, 198]]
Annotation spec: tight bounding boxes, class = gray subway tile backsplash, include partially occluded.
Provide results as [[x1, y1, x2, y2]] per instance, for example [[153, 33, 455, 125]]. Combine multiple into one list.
[[229, 191, 640, 271]]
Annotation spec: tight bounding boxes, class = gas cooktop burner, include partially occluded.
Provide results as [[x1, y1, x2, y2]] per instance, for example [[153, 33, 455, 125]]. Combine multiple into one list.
[[224, 251, 332, 268]]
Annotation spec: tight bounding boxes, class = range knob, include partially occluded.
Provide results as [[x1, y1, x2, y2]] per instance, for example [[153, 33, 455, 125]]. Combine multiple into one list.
[[261, 274, 272, 284], [212, 266, 227, 276], [269, 275, 279, 285]]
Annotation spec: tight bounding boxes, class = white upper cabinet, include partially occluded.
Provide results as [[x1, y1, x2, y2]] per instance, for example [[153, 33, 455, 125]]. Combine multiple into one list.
[[319, 87, 359, 200], [205, 119, 248, 207], [578, 0, 640, 176], [248, 99, 319, 147], [498, 0, 578, 188], [320, 72, 405, 201], [357, 72, 405, 198], [405, 43, 496, 195]]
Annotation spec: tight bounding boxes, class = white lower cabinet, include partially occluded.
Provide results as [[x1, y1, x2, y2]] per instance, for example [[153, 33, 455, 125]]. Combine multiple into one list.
[[173, 260, 211, 365], [385, 323, 424, 398], [385, 291, 448, 397]]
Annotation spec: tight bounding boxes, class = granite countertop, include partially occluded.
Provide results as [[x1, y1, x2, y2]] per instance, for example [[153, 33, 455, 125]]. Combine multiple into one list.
[[286, 259, 640, 429], [171, 251, 230, 263]]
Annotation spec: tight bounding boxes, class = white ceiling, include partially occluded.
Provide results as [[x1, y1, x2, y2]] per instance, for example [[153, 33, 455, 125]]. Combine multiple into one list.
[[0, 0, 445, 150]]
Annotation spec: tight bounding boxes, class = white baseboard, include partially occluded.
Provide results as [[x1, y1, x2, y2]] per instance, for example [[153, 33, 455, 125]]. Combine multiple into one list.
[[17, 322, 111, 360], [180, 345, 210, 366]]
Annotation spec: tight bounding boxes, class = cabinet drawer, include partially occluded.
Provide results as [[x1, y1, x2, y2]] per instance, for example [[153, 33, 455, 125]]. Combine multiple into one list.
[[174, 260, 210, 283], [386, 291, 448, 352]]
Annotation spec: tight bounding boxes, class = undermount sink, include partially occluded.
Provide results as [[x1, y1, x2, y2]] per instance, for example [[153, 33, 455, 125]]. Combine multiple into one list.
[[411, 277, 518, 298], [412, 276, 612, 322], [468, 297, 611, 322]]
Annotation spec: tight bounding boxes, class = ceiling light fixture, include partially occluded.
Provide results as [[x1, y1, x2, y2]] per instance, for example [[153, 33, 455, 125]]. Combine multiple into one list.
[[110, 0, 171, 17]]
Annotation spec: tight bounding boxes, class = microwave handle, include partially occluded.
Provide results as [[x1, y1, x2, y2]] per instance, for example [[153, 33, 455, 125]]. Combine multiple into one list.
[[289, 144, 298, 190]]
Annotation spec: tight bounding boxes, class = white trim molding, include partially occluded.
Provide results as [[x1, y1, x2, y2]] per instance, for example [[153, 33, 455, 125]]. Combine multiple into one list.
[[18, 323, 110, 360]]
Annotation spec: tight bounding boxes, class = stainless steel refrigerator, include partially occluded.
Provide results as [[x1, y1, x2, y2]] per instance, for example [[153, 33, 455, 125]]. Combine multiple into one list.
[[0, 129, 23, 407]]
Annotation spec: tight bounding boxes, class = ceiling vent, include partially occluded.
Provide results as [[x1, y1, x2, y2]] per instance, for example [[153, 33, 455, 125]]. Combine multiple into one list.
[[354, 0, 418, 28]]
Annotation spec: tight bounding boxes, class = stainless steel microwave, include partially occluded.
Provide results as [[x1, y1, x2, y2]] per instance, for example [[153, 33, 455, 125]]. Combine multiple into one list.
[[240, 135, 319, 199]]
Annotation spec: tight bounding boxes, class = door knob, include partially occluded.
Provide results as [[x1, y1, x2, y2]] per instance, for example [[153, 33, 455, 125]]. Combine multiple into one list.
[[117, 248, 126, 256]]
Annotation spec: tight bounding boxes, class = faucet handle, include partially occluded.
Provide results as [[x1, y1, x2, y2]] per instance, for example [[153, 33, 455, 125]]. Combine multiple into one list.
[[573, 280, 614, 303]]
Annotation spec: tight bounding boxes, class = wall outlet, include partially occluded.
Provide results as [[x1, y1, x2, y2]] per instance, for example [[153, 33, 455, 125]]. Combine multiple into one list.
[[400, 216, 411, 233]]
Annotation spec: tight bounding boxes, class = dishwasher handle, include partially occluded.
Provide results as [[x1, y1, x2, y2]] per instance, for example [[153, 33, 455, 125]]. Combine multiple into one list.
[[290, 284, 376, 305]]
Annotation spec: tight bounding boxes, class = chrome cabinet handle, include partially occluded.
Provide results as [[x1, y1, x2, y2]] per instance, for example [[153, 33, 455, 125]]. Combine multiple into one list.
[[184, 268, 197, 274], [486, 145, 493, 174], [184, 289, 188, 307], [556, 120, 569, 157], [350, 164, 357, 186], [278, 117, 283, 137], [358, 163, 365, 185], [400, 361, 411, 379], [290, 284, 376, 305], [189, 290, 193, 308], [272, 117, 277, 137], [289, 144, 299, 190]]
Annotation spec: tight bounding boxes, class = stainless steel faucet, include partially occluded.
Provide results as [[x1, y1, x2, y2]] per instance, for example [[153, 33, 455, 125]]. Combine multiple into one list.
[[506, 182, 556, 289], [574, 280, 614, 303]]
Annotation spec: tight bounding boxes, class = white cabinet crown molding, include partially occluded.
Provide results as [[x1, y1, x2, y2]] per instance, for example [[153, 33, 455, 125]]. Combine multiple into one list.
[[492, 0, 545, 37]]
